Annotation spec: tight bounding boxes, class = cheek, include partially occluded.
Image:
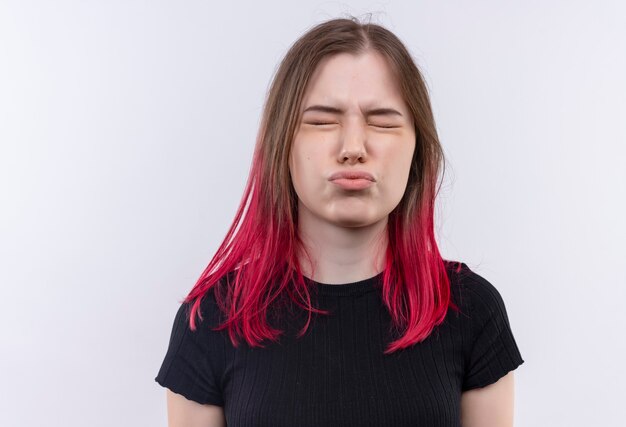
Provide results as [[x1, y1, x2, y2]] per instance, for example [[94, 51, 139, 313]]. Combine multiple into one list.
[[379, 143, 415, 191], [395, 137, 416, 176], [291, 138, 321, 173], [289, 141, 317, 195]]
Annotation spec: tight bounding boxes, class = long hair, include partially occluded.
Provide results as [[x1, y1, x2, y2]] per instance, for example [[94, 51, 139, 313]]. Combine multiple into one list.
[[183, 16, 461, 354]]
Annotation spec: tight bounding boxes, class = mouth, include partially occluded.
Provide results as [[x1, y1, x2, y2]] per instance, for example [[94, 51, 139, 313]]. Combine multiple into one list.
[[330, 178, 375, 190], [329, 171, 375, 181]]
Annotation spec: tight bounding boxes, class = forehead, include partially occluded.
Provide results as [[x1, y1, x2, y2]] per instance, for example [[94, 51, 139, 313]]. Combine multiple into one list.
[[302, 51, 406, 108]]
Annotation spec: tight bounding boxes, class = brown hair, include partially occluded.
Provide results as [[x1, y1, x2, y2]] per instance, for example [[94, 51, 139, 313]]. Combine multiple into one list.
[[185, 16, 459, 354]]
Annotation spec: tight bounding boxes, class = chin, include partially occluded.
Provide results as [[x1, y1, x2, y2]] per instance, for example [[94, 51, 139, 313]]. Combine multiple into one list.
[[328, 214, 378, 228], [335, 220, 370, 228]]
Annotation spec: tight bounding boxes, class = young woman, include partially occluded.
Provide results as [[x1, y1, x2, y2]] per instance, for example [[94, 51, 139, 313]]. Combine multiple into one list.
[[155, 17, 524, 427]]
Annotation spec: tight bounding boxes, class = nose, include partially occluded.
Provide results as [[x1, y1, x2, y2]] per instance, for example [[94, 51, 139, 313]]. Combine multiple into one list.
[[337, 117, 367, 164]]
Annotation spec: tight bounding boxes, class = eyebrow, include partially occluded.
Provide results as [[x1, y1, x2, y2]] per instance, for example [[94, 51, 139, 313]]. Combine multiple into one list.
[[302, 104, 404, 117]]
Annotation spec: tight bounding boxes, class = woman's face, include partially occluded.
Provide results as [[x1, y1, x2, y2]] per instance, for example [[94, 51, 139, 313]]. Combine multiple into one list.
[[289, 50, 416, 229]]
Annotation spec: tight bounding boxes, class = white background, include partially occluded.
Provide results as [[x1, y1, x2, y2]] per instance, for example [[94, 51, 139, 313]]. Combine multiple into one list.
[[1, 1, 624, 426]]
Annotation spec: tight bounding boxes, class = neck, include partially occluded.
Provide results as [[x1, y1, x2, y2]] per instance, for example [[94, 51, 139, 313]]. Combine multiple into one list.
[[296, 207, 388, 285]]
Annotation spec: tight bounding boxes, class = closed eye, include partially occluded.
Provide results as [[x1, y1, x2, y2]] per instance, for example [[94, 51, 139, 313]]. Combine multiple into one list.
[[307, 122, 336, 126], [306, 122, 399, 129]]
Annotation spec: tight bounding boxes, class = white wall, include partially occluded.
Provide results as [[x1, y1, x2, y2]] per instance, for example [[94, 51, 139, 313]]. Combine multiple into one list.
[[1, 1, 624, 426]]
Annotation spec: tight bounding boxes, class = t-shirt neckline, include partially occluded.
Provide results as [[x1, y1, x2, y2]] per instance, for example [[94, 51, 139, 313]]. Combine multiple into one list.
[[305, 270, 385, 297]]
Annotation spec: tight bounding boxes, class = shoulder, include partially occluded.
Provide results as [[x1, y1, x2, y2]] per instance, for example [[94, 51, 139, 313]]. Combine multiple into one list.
[[156, 286, 229, 406], [448, 262, 525, 391], [185, 287, 228, 334], [444, 261, 510, 323], [167, 282, 230, 348]]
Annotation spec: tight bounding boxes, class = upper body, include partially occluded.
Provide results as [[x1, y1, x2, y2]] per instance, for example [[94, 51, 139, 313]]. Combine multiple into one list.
[[157, 17, 524, 427], [155, 261, 524, 426]]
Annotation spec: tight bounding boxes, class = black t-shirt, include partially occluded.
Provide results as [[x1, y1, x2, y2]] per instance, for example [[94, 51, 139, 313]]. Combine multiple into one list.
[[155, 262, 524, 426]]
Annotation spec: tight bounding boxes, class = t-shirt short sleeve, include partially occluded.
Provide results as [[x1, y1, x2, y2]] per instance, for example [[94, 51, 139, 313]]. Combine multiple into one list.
[[154, 297, 225, 406], [461, 268, 524, 391]]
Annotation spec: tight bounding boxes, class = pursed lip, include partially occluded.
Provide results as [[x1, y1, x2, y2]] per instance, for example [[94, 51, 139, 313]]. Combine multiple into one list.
[[328, 171, 376, 182]]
